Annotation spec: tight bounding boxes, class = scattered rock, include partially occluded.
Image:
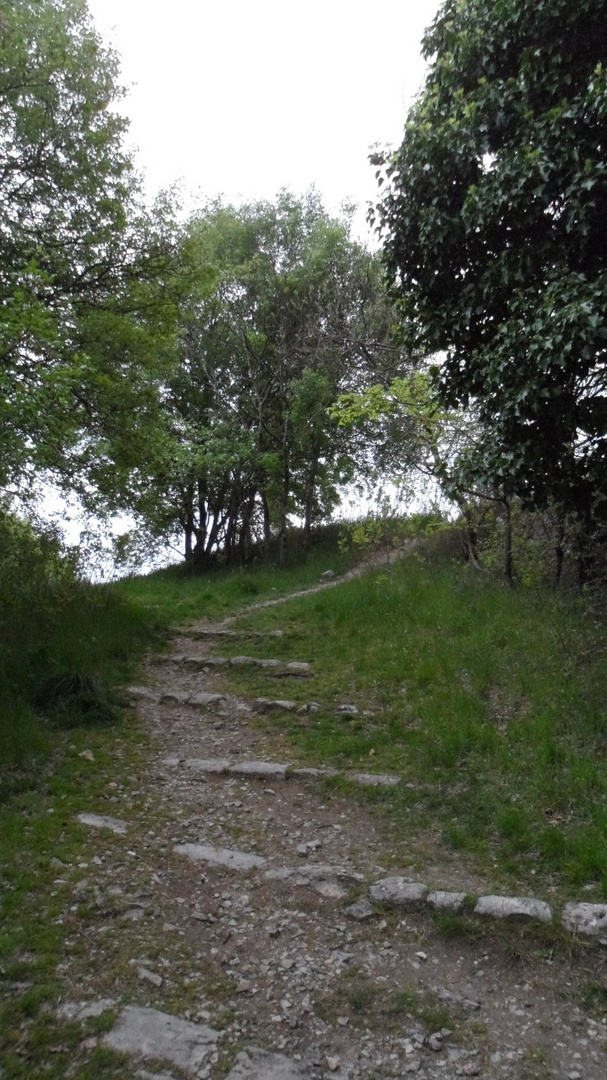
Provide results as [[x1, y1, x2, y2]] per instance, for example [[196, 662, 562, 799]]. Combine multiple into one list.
[[344, 898, 375, 921], [103, 1006, 218, 1075], [58, 999, 116, 1020], [290, 767, 339, 779], [174, 843, 267, 871], [334, 704, 358, 716], [77, 813, 127, 835], [296, 702, 322, 714], [474, 895, 553, 922], [138, 966, 163, 988], [225, 1046, 310, 1079], [78, 749, 94, 761], [435, 987, 481, 1012], [562, 902, 607, 940], [369, 877, 427, 907]]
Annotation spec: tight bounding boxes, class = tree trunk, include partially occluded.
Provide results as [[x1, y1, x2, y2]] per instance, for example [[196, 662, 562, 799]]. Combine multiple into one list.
[[502, 498, 514, 587]]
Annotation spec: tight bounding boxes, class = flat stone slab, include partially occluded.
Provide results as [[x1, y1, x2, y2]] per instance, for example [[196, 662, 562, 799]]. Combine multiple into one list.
[[174, 843, 267, 871], [272, 662, 313, 677], [252, 698, 297, 713], [185, 758, 232, 774], [266, 864, 364, 888], [290, 767, 339, 779], [228, 761, 290, 780], [226, 1046, 310, 1079], [189, 692, 226, 707], [369, 877, 427, 907], [77, 813, 127, 835], [474, 895, 553, 922], [103, 1006, 218, 1075], [348, 772, 400, 788], [427, 890, 467, 912], [58, 998, 116, 1020], [159, 689, 191, 704], [562, 902, 607, 939], [126, 686, 158, 701], [230, 655, 282, 668]]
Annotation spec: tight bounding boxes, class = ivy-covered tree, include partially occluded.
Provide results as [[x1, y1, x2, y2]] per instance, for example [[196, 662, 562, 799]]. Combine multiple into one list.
[[373, 0, 607, 546]]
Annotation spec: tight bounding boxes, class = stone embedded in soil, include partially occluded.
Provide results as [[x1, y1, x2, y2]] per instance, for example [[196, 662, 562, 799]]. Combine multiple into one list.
[[435, 987, 481, 1011], [185, 758, 233, 773], [225, 1046, 311, 1079], [290, 766, 339, 779], [335, 704, 358, 716], [58, 999, 116, 1020], [174, 843, 267, 871], [188, 692, 226, 707], [266, 864, 364, 898], [126, 686, 158, 701], [427, 890, 468, 912], [77, 812, 127, 835], [348, 772, 400, 788], [369, 877, 428, 907], [474, 895, 553, 922], [344, 898, 375, 920], [228, 760, 290, 780], [103, 1005, 218, 1075], [562, 902, 607, 939], [230, 655, 282, 668], [252, 698, 297, 713], [159, 689, 192, 704]]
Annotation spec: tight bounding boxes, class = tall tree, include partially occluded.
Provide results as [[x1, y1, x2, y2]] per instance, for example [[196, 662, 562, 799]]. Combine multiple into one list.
[[121, 192, 399, 566], [373, 0, 607, 543], [0, 0, 175, 495]]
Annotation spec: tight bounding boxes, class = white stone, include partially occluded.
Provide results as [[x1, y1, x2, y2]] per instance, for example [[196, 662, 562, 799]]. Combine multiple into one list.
[[562, 902, 607, 939], [126, 686, 157, 701], [185, 758, 232, 774], [290, 767, 339, 779], [229, 761, 290, 780], [225, 1046, 310, 1079], [348, 772, 400, 788], [174, 843, 266, 871], [77, 813, 127, 835], [104, 1006, 218, 1075], [252, 698, 297, 713], [427, 891, 467, 912], [474, 895, 553, 922], [369, 877, 427, 907]]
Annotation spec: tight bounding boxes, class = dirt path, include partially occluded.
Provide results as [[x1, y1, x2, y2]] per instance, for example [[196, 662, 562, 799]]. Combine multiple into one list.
[[63, 574, 607, 1080]]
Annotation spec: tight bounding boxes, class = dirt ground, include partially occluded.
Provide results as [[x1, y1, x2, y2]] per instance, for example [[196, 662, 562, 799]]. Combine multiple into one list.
[[60, 581, 607, 1080]]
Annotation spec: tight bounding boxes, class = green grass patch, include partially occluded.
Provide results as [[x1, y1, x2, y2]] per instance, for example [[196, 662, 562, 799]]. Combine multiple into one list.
[[218, 549, 607, 897]]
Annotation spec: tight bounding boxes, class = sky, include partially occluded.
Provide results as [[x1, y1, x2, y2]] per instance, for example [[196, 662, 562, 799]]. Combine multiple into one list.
[[86, 0, 443, 237]]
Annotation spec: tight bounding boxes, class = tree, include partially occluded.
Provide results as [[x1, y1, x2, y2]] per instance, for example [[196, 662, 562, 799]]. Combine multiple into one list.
[[117, 192, 400, 567], [0, 0, 175, 496], [373, 0, 607, 546]]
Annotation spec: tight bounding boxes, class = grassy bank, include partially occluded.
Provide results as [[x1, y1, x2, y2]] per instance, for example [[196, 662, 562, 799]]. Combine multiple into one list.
[[215, 544, 607, 898]]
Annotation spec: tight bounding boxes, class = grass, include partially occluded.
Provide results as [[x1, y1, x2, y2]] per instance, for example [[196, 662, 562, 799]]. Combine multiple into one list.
[[214, 543, 607, 898], [113, 523, 356, 627]]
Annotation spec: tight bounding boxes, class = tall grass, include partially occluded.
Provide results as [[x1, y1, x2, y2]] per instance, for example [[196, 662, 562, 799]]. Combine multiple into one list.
[[0, 511, 154, 794], [220, 542, 607, 896]]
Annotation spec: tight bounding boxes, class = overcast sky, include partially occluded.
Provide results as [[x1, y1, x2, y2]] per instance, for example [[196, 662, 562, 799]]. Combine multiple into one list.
[[87, 0, 442, 236]]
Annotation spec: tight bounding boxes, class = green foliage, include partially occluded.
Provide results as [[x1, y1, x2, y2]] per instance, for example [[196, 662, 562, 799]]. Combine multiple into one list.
[[373, 0, 607, 531], [0, 508, 153, 782]]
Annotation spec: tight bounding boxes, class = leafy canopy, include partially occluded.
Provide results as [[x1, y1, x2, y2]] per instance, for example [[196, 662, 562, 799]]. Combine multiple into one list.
[[373, 0, 607, 524]]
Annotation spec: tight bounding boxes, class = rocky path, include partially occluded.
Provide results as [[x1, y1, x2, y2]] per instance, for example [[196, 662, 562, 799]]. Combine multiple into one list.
[[61, 579, 607, 1080]]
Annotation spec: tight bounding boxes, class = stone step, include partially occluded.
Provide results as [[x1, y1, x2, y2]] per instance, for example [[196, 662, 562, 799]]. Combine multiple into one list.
[[173, 655, 313, 676], [160, 756, 394, 786]]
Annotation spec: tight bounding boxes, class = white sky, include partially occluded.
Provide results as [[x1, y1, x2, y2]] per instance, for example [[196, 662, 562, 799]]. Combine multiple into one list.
[[87, 0, 442, 236]]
